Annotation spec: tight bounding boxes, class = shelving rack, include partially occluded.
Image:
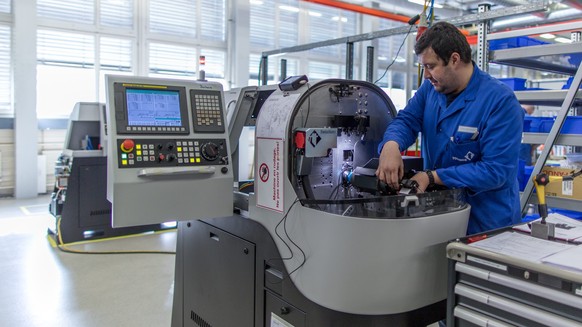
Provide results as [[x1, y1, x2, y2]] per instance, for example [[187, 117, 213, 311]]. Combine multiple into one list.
[[487, 22, 582, 213]]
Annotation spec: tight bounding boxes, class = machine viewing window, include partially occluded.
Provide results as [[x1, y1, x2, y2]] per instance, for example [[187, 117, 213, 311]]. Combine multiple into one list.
[[114, 83, 190, 135]]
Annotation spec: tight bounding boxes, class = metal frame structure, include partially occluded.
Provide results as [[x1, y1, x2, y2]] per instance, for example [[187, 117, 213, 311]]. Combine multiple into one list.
[[259, 2, 549, 85]]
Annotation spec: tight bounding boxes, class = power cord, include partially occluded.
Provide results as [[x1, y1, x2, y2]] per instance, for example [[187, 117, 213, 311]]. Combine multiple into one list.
[[54, 216, 175, 255], [374, 24, 415, 85], [266, 198, 307, 280]]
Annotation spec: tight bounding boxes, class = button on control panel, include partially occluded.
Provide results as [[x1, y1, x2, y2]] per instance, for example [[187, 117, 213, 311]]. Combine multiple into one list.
[[117, 138, 229, 168]]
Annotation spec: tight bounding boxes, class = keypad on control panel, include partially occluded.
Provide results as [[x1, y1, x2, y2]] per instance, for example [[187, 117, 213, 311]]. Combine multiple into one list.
[[117, 138, 228, 168], [191, 91, 225, 133]]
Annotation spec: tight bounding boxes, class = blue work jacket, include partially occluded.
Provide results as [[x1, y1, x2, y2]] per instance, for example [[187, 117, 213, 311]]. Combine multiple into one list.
[[379, 63, 524, 235]]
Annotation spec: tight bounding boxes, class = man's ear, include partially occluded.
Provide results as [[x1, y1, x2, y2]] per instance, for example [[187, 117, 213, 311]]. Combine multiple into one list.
[[450, 52, 460, 65]]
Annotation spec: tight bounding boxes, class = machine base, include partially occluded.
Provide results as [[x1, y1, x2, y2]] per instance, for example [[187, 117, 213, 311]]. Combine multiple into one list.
[[172, 215, 446, 327]]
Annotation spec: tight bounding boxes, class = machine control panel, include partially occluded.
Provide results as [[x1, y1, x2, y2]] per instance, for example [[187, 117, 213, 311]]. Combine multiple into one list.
[[105, 75, 234, 228], [116, 138, 229, 168]]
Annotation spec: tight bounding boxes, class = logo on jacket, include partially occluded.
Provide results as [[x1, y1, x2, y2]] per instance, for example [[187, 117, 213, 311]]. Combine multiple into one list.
[[452, 151, 475, 162]]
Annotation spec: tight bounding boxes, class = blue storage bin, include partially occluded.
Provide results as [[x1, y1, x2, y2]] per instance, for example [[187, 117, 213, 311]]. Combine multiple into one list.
[[489, 36, 548, 50], [539, 119, 555, 133], [562, 116, 582, 134], [524, 117, 553, 132], [568, 53, 582, 67], [551, 208, 582, 220], [562, 77, 582, 90], [498, 77, 527, 90]]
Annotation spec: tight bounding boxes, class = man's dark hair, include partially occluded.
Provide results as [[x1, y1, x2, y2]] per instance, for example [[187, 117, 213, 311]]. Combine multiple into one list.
[[414, 21, 472, 65]]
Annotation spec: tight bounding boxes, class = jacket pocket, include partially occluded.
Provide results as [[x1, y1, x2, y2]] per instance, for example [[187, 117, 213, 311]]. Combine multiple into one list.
[[446, 140, 481, 166]]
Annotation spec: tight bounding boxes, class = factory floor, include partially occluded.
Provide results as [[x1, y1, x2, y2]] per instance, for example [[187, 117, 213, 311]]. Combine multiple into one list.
[[0, 194, 176, 327], [0, 195, 441, 327]]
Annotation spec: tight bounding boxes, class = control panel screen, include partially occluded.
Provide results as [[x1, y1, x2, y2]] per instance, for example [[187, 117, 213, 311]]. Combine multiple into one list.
[[126, 89, 182, 127], [114, 83, 190, 135]]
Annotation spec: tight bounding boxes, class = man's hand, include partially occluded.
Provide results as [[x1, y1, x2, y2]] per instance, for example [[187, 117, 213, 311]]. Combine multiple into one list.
[[376, 141, 404, 190]]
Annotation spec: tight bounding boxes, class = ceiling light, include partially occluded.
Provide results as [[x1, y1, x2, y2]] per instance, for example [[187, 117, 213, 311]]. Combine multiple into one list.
[[308, 11, 322, 17], [554, 37, 573, 44], [279, 5, 300, 12], [378, 56, 388, 61], [249, 0, 263, 4], [539, 33, 556, 40], [332, 16, 348, 23], [407, 0, 443, 9]]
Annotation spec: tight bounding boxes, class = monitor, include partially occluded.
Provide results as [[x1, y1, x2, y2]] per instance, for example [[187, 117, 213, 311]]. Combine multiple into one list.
[[113, 82, 190, 135]]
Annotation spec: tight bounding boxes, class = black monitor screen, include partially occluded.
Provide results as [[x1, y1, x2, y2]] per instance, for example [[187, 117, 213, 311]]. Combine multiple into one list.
[[126, 88, 182, 127]]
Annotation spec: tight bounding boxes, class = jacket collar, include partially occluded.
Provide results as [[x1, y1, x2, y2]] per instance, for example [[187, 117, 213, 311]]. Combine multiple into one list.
[[437, 61, 480, 123]]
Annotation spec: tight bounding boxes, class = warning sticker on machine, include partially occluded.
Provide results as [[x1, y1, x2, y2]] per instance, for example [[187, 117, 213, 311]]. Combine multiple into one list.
[[257, 137, 284, 212], [271, 313, 294, 327]]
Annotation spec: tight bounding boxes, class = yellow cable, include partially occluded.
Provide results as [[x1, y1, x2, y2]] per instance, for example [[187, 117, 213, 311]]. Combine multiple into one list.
[[55, 216, 175, 255]]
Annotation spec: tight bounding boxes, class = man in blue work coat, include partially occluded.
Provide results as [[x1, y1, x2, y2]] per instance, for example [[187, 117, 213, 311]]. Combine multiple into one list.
[[376, 21, 523, 235]]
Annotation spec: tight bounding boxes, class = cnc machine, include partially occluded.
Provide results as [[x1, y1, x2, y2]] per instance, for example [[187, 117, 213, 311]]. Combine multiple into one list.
[[48, 102, 166, 243], [105, 76, 470, 327]]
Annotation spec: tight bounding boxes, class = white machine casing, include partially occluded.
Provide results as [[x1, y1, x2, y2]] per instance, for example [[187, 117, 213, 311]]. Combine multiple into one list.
[[249, 80, 470, 315]]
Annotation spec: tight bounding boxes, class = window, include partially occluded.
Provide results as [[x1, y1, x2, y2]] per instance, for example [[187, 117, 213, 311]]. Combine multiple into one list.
[[200, 0, 226, 42], [0, 25, 10, 115], [0, 0, 10, 13], [100, 0, 134, 29], [99, 37, 133, 102], [149, 0, 196, 37], [250, 0, 358, 83], [147, 0, 226, 84], [308, 61, 340, 81], [37, 30, 96, 117], [250, 0, 276, 48], [148, 42, 197, 77], [37, 0, 94, 24]]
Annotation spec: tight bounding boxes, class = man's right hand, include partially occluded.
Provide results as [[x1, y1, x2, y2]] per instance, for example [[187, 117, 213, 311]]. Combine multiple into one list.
[[376, 141, 404, 190]]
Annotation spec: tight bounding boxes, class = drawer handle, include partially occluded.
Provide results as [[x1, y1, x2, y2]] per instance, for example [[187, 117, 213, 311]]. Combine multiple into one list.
[[280, 307, 290, 315]]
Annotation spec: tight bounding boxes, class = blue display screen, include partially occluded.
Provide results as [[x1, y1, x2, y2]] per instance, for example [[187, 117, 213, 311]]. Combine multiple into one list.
[[126, 88, 182, 127]]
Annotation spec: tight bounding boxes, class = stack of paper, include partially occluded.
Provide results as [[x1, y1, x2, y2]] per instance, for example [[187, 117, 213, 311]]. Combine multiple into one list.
[[469, 227, 582, 273]]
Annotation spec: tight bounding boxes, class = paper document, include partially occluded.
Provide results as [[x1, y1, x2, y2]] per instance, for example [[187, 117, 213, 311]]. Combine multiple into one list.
[[542, 245, 582, 272], [513, 213, 582, 243], [469, 231, 575, 262]]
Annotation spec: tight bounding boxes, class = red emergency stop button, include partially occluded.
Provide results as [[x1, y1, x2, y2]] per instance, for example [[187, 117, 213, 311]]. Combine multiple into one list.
[[120, 139, 135, 153]]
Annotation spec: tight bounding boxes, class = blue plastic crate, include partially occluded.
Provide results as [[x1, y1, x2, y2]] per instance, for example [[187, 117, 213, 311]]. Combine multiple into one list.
[[539, 119, 555, 133], [489, 36, 548, 50], [562, 116, 582, 134], [524, 116, 554, 132], [568, 53, 582, 67], [498, 77, 527, 91], [551, 208, 582, 220], [562, 77, 582, 90]]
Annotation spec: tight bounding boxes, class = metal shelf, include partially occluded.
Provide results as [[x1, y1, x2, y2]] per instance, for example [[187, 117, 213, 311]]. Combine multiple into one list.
[[490, 42, 582, 75], [523, 133, 582, 146], [515, 89, 582, 107]]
